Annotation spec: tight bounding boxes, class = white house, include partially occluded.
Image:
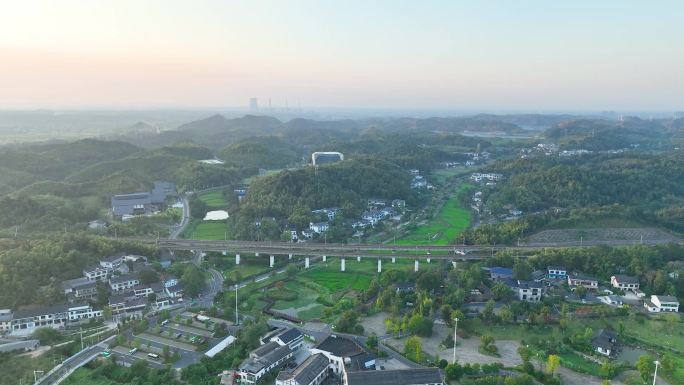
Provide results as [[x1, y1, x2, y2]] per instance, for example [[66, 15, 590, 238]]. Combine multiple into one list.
[[610, 275, 640, 291], [645, 295, 680, 313], [592, 329, 618, 357], [515, 281, 543, 302], [567, 274, 599, 290], [83, 265, 110, 281], [9, 304, 102, 335], [547, 266, 567, 279], [109, 274, 140, 292], [162, 275, 179, 288], [309, 222, 329, 234], [100, 254, 124, 269]]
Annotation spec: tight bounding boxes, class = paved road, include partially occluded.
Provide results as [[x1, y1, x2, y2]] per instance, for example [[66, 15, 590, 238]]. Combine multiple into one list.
[[169, 195, 190, 240], [35, 337, 114, 385]]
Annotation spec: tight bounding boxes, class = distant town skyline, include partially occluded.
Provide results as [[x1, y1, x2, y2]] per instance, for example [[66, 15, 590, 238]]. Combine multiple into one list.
[[1, 0, 682, 111]]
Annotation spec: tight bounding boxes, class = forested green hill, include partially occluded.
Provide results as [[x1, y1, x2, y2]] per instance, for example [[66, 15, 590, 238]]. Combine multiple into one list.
[[236, 157, 414, 224], [218, 136, 301, 169]]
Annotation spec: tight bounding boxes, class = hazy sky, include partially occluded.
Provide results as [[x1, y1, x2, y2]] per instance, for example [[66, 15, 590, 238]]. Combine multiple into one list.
[[1, 0, 682, 111]]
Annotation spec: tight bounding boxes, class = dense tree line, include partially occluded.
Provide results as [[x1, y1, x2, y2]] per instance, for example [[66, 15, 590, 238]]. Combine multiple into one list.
[[0, 234, 158, 308], [485, 152, 684, 214]]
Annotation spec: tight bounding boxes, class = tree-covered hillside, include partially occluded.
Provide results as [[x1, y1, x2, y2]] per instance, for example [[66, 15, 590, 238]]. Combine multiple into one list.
[[0, 234, 158, 307], [486, 152, 684, 213], [218, 136, 301, 169], [236, 157, 415, 224], [546, 118, 673, 150]]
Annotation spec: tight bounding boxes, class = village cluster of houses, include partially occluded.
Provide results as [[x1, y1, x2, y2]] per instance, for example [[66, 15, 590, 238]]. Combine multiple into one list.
[[110, 181, 177, 221], [0, 303, 103, 336], [236, 326, 444, 385], [292, 199, 407, 241], [77, 253, 183, 318], [483, 265, 680, 313], [0, 252, 185, 337], [409, 169, 433, 190]]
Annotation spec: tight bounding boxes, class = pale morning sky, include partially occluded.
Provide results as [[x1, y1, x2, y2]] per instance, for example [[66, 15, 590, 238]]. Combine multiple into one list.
[[0, 0, 682, 111]]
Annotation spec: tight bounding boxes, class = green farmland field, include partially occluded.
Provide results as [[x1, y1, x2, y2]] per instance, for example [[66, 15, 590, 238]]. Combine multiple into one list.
[[397, 183, 473, 245], [187, 220, 231, 240], [197, 190, 227, 208]]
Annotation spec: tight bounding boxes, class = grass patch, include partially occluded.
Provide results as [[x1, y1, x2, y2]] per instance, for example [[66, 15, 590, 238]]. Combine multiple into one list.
[[187, 221, 231, 240], [1, 351, 70, 385], [197, 190, 227, 208], [301, 270, 372, 292], [397, 183, 473, 245], [298, 305, 324, 320], [558, 352, 603, 377], [431, 168, 470, 184], [62, 367, 119, 385]]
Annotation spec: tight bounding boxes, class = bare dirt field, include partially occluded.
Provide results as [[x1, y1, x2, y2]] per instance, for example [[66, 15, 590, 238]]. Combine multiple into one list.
[[362, 312, 390, 337]]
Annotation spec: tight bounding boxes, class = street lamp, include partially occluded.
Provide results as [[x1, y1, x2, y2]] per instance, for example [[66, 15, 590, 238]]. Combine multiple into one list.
[[452, 317, 459, 364], [653, 360, 660, 385]]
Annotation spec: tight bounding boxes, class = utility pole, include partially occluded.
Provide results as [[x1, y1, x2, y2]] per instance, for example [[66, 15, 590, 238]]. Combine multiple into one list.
[[452, 317, 459, 364], [235, 285, 239, 326], [80, 327, 84, 350], [653, 360, 660, 385]]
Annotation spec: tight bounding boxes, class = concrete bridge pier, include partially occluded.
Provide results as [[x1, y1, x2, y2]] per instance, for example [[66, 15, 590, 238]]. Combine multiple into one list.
[[341, 258, 346, 272], [357, 256, 361, 262], [322, 255, 327, 262], [427, 258, 431, 264], [255, 252, 260, 257], [377, 259, 382, 273], [288, 253, 293, 260], [452, 260, 457, 268], [270, 255, 275, 268], [305, 257, 310, 269], [392, 257, 395, 263], [235, 253, 240, 265], [414, 260, 419, 272]]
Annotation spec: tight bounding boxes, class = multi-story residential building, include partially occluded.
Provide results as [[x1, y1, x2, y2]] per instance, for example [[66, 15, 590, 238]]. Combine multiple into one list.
[[645, 295, 680, 313], [109, 274, 140, 292], [100, 254, 124, 270], [133, 283, 163, 298], [83, 264, 110, 281], [610, 275, 640, 291], [8, 304, 102, 335], [0, 309, 13, 333], [62, 278, 99, 300], [238, 341, 294, 384], [547, 266, 567, 279], [516, 280, 543, 302], [276, 353, 331, 385], [309, 222, 329, 234], [567, 274, 599, 290]]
